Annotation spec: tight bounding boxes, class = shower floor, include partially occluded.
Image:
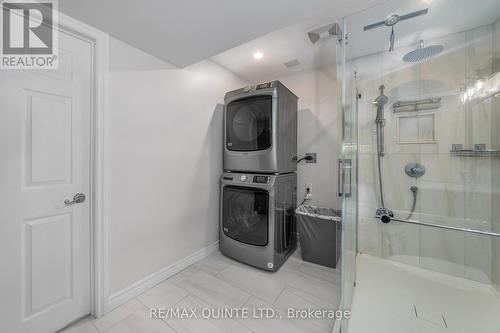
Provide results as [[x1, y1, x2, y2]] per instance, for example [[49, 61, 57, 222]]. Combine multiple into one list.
[[348, 254, 500, 333]]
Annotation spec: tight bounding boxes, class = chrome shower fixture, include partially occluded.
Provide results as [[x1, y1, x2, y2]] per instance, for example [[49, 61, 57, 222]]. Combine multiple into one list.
[[375, 207, 394, 223], [363, 9, 428, 31], [403, 40, 444, 62], [406, 186, 419, 220], [393, 97, 442, 113], [405, 162, 425, 178], [363, 8, 429, 51], [374, 84, 388, 208], [374, 84, 388, 158], [373, 85, 389, 110], [308, 22, 342, 44]]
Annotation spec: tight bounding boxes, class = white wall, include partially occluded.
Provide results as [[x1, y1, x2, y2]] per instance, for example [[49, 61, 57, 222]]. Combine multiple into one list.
[[105, 37, 343, 305], [107, 38, 247, 297], [277, 65, 342, 210]]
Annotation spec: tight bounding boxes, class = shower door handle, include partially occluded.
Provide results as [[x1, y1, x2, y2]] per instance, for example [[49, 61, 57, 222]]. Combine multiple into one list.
[[338, 159, 343, 197], [338, 159, 352, 197], [344, 159, 352, 198]]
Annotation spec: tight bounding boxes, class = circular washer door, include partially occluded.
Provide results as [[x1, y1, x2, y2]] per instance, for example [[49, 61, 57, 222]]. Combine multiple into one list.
[[222, 185, 269, 246]]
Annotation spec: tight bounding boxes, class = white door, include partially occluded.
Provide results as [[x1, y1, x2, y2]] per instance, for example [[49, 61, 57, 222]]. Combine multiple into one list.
[[0, 30, 92, 333]]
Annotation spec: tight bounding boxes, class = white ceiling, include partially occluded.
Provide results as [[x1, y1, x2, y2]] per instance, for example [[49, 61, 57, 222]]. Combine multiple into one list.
[[59, 0, 350, 67], [211, 0, 500, 83], [211, 0, 387, 83], [59, 0, 500, 80], [210, 17, 340, 84]]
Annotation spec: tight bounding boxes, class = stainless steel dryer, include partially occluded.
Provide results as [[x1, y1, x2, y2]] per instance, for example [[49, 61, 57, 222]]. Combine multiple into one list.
[[219, 171, 297, 272], [224, 81, 298, 174]]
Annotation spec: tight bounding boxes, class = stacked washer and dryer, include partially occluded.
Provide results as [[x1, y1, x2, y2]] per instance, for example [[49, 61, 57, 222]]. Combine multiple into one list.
[[219, 81, 298, 272]]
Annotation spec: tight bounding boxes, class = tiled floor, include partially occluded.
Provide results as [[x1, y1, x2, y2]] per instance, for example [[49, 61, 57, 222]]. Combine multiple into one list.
[[60, 250, 341, 333], [348, 254, 500, 333]]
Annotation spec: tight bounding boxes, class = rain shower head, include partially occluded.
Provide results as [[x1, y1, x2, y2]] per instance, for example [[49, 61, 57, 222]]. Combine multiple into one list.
[[403, 40, 443, 62]]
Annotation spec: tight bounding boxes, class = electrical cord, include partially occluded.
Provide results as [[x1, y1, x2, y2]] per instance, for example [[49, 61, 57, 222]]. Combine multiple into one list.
[[296, 155, 314, 163], [299, 187, 312, 206], [299, 197, 310, 206], [296, 155, 314, 206]]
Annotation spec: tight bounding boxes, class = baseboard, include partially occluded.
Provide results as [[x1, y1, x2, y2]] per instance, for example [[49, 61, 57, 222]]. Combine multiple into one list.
[[107, 241, 219, 311]]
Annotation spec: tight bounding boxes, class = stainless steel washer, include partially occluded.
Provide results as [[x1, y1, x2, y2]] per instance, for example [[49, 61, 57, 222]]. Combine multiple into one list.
[[224, 81, 298, 174], [219, 172, 297, 272]]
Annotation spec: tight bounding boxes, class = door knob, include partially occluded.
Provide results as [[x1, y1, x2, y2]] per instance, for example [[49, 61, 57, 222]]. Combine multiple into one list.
[[64, 193, 86, 205]]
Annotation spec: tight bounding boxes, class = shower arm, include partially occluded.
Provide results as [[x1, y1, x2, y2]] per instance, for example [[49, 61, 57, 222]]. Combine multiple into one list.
[[374, 215, 500, 238]]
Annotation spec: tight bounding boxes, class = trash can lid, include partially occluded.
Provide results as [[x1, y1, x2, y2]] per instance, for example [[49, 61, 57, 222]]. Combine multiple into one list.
[[295, 205, 342, 222]]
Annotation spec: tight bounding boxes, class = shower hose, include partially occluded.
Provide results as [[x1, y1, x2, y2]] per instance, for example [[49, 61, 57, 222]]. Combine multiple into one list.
[[375, 123, 418, 219], [376, 124, 385, 208], [406, 186, 418, 220]]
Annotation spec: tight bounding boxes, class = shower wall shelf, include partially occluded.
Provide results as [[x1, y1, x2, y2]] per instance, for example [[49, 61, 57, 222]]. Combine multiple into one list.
[[450, 149, 500, 157], [393, 97, 441, 113]]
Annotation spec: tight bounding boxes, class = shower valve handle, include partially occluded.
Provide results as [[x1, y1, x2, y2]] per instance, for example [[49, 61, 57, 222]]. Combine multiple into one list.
[[375, 208, 394, 224]]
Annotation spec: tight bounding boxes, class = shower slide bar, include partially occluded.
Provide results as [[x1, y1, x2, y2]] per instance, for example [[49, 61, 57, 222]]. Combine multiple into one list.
[[374, 215, 500, 238]]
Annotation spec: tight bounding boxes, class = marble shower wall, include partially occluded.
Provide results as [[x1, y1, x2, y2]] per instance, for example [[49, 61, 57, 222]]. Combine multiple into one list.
[[350, 23, 499, 284]]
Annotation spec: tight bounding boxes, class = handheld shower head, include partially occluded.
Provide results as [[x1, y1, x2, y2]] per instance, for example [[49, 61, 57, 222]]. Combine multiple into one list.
[[373, 85, 388, 108]]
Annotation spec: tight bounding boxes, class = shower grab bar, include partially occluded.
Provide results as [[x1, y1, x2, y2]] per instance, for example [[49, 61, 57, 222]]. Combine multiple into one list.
[[374, 215, 500, 238]]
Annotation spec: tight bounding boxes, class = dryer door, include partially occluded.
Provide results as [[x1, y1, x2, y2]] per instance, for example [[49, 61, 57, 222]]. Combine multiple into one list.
[[226, 95, 272, 151], [222, 186, 269, 246]]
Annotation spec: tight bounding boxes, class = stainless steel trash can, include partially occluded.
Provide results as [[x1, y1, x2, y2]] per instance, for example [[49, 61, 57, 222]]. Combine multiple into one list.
[[295, 205, 342, 268]]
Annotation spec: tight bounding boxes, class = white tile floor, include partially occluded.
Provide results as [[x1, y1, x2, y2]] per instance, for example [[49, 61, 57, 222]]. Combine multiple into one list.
[[60, 250, 341, 333], [348, 254, 500, 333]]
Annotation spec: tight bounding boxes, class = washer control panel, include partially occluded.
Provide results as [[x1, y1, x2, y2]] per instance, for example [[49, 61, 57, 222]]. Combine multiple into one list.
[[222, 173, 273, 185], [253, 176, 270, 184]]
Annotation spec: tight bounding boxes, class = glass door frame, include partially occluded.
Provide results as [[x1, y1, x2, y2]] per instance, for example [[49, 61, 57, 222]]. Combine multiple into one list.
[[339, 17, 359, 333]]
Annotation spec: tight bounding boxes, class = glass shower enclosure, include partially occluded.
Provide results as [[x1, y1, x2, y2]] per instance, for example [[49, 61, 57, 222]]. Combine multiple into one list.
[[339, 0, 500, 332]]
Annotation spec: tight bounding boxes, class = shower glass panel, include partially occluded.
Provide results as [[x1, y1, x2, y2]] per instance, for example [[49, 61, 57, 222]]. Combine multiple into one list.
[[340, 0, 500, 332]]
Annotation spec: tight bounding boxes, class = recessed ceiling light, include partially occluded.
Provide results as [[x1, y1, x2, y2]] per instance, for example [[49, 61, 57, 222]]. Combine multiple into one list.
[[253, 52, 263, 60]]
